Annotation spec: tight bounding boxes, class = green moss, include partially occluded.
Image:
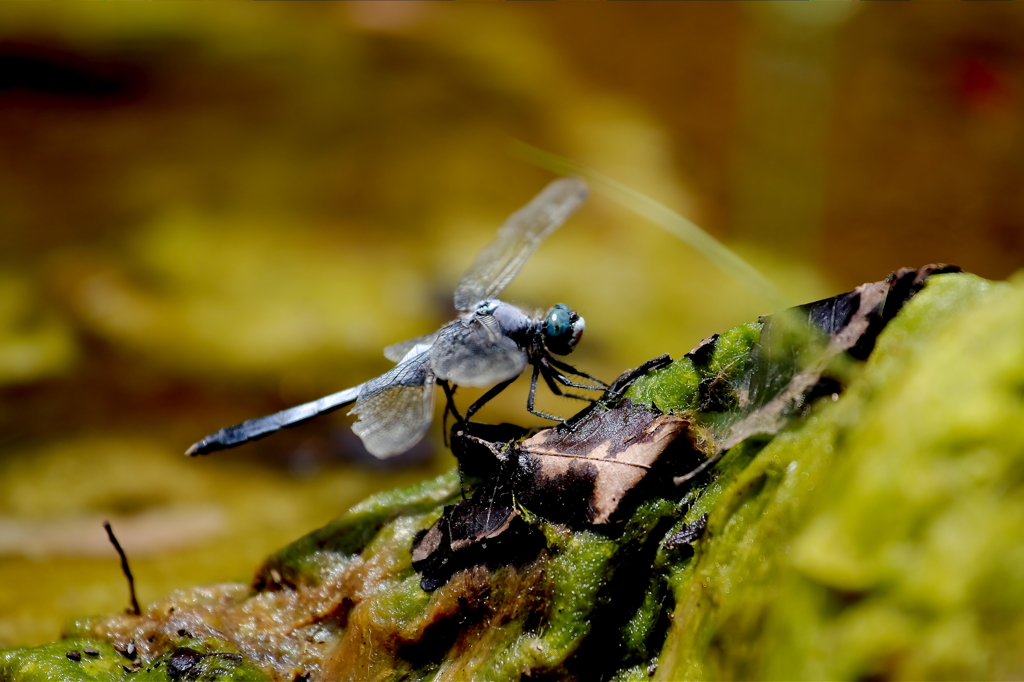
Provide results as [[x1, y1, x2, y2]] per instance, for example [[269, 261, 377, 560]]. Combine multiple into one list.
[[627, 358, 701, 414], [0, 640, 126, 682], [259, 470, 461, 584], [658, 271, 1024, 680], [705, 321, 763, 380], [627, 320, 762, 416], [0, 637, 269, 682], [507, 527, 617, 674]]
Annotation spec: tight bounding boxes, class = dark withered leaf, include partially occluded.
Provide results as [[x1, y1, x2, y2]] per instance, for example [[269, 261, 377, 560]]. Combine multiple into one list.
[[414, 358, 690, 590], [448, 421, 531, 479], [684, 334, 719, 366], [411, 480, 544, 592], [516, 405, 696, 525], [664, 513, 708, 548]]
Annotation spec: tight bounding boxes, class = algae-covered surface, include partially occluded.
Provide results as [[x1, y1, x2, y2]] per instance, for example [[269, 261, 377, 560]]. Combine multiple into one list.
[[4, 271, 1024, 681], [656, 271, 1024, 680]]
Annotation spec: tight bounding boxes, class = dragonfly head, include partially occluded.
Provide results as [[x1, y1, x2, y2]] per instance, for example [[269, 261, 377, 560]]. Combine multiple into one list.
[[543, 303, 585, 356]]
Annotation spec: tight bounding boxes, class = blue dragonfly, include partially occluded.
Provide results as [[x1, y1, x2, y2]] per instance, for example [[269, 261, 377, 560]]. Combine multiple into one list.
[[187, 178, 605, 459]]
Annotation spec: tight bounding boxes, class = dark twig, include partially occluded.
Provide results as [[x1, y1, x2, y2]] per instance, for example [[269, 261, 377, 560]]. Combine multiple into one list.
[[103, 521, 141, 616]]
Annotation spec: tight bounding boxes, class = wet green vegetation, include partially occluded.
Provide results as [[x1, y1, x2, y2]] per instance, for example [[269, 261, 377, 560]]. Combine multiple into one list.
[[4, 271, 1022, 680]]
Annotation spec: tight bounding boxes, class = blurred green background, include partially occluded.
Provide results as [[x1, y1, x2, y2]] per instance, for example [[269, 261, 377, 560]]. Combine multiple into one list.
[[1, 3, 1022, 647]]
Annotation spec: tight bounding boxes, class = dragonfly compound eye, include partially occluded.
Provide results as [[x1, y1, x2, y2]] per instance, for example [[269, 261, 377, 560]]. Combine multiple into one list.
[[544, 303, 584, 355]]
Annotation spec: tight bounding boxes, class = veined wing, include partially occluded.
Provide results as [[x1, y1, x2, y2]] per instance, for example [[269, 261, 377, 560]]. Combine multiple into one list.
[[383, 331, 440, 363], [453, 177, 588, 312], [350, 349, 435, 458], [186, 384, 362, 456], [430, 314, 527, 388]]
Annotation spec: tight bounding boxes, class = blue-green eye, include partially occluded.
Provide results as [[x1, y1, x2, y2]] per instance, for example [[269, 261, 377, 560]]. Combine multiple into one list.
[[543, 303, 584, 355], [546, 304, 571, 339]]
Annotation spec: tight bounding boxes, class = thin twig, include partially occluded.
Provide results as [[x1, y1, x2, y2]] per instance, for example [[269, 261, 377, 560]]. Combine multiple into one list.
[[103, 521, 141, 616]]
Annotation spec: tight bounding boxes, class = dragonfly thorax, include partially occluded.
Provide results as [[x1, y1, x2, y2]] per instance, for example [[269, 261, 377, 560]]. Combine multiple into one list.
[[472, 299, 535, 344]]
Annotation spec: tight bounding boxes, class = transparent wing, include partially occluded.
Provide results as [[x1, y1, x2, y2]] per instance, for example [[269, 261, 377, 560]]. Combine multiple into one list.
[[349, 350, 435, 458], [453, 177, 588, 312], [383, 331, 440, 363], [186, 384, 362, 456], [430, 315, 527, 388]]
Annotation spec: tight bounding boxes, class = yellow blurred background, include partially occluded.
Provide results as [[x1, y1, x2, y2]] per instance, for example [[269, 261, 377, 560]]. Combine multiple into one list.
[[1, 3, 1022, 647]]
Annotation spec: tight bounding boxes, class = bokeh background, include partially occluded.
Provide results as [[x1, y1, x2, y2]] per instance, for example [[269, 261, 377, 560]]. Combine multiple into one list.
[[2, 3, 1023, 647]]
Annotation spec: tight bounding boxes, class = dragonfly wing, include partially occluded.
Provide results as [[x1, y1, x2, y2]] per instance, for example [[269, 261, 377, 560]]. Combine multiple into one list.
[[350, 350, 436, 458], [453, 177, 588, 312], [430, 315, 528, 388], [383, 331, 440, 363], [186, 384, 362, 456]]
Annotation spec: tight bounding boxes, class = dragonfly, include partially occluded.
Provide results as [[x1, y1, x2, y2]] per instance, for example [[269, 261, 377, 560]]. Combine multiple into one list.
[[186, 177, 606, 460]]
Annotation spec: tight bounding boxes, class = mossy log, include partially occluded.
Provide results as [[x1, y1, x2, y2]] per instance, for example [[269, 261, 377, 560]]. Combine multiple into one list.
[[3, 270, 1023, 681]]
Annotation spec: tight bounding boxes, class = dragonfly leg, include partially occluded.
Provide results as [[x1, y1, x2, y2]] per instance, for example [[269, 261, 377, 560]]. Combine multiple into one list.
[[526, 363, 566, 422], [540, 357, 601, 399], [438, 380, 463, 448], [540, 364, 589, 401], [546, 355, 608, 388], [464, 377, 517, 423], [439, 379, 463, 422], [550, 371, 603, 394]]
